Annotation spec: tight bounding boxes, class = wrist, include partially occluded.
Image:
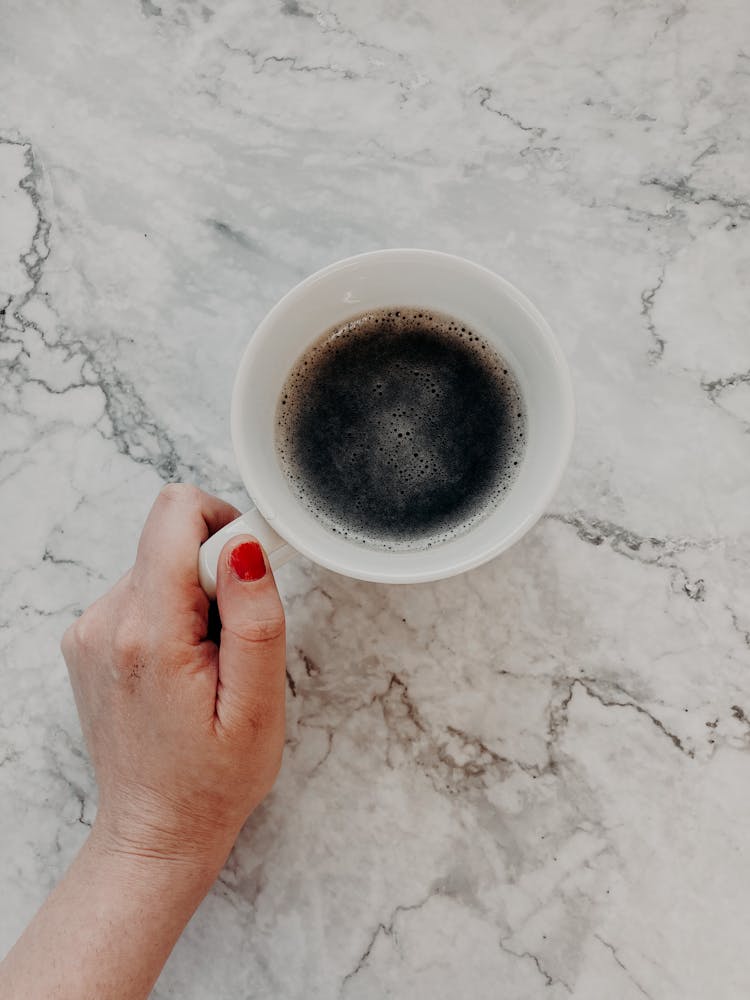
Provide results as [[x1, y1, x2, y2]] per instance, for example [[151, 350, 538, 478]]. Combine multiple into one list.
[[91, 786, 242, 881], [2, 818, 230, 1000], [87, 818, 233, 901]]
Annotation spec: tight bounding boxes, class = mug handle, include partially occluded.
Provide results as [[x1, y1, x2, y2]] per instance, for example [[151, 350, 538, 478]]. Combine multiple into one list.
[[198, 507, 296, 599]]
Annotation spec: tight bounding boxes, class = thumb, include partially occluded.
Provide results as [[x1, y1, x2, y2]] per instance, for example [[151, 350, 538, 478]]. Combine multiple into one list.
[[215, 535, 286, 735]]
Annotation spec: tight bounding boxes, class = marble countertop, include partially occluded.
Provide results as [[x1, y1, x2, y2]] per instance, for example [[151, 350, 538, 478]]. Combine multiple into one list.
[[2, 1, 749, 996]]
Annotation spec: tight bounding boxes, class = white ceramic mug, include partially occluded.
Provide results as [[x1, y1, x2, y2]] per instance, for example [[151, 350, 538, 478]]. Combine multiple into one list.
[[198, 249, 574, 597]]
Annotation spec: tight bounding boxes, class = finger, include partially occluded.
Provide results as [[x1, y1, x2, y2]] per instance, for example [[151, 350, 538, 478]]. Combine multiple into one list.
[[214, 535, 286, 735], [133, 484, 240, 603]]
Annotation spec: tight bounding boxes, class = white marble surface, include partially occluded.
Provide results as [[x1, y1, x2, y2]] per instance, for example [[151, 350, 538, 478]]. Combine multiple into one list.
[[1, 0, 750, 996]]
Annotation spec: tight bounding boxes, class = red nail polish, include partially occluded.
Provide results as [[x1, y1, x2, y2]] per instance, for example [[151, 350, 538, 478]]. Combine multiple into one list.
[[229, 541, 266, 582]]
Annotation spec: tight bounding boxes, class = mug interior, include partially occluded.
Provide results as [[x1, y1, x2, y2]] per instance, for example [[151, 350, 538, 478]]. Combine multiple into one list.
[[231, 249, 574, 583]]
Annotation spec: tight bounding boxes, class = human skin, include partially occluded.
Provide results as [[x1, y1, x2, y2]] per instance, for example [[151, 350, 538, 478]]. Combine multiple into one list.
[[0, 484, 287, 1000]]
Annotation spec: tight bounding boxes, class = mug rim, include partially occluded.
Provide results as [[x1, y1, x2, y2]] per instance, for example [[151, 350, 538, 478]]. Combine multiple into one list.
[[231, 248, 575, 583]]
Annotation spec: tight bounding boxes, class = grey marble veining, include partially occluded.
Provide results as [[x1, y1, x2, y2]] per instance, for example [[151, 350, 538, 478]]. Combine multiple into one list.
[[1, 1, 749, 997]]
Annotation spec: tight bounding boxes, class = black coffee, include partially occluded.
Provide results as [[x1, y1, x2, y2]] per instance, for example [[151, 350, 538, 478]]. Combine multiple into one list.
[[275, 308, 525, 550]]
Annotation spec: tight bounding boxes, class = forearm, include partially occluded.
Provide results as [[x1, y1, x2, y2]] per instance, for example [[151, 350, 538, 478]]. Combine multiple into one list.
[[0, 825, 221, 1000]]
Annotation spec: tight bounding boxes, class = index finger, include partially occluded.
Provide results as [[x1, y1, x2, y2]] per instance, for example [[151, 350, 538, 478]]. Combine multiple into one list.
[[132, 484, 241, 605]]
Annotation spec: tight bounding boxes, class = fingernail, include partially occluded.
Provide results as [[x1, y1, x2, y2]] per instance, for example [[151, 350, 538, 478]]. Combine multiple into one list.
[[229, 541, 266, 582]]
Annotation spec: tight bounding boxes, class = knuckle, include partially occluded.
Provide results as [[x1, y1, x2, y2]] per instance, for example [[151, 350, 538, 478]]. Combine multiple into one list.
[[112, 616, 143, 665], [62, 612, 95, 657], [60, 621, 78, 659], [158, 482, 201, 508], [237, 614, 286, 645]]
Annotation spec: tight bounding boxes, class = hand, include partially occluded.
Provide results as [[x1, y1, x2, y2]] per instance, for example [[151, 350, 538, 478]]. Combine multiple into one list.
[[0, 485, 287, 1000], [61, 484, 287, 878]]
